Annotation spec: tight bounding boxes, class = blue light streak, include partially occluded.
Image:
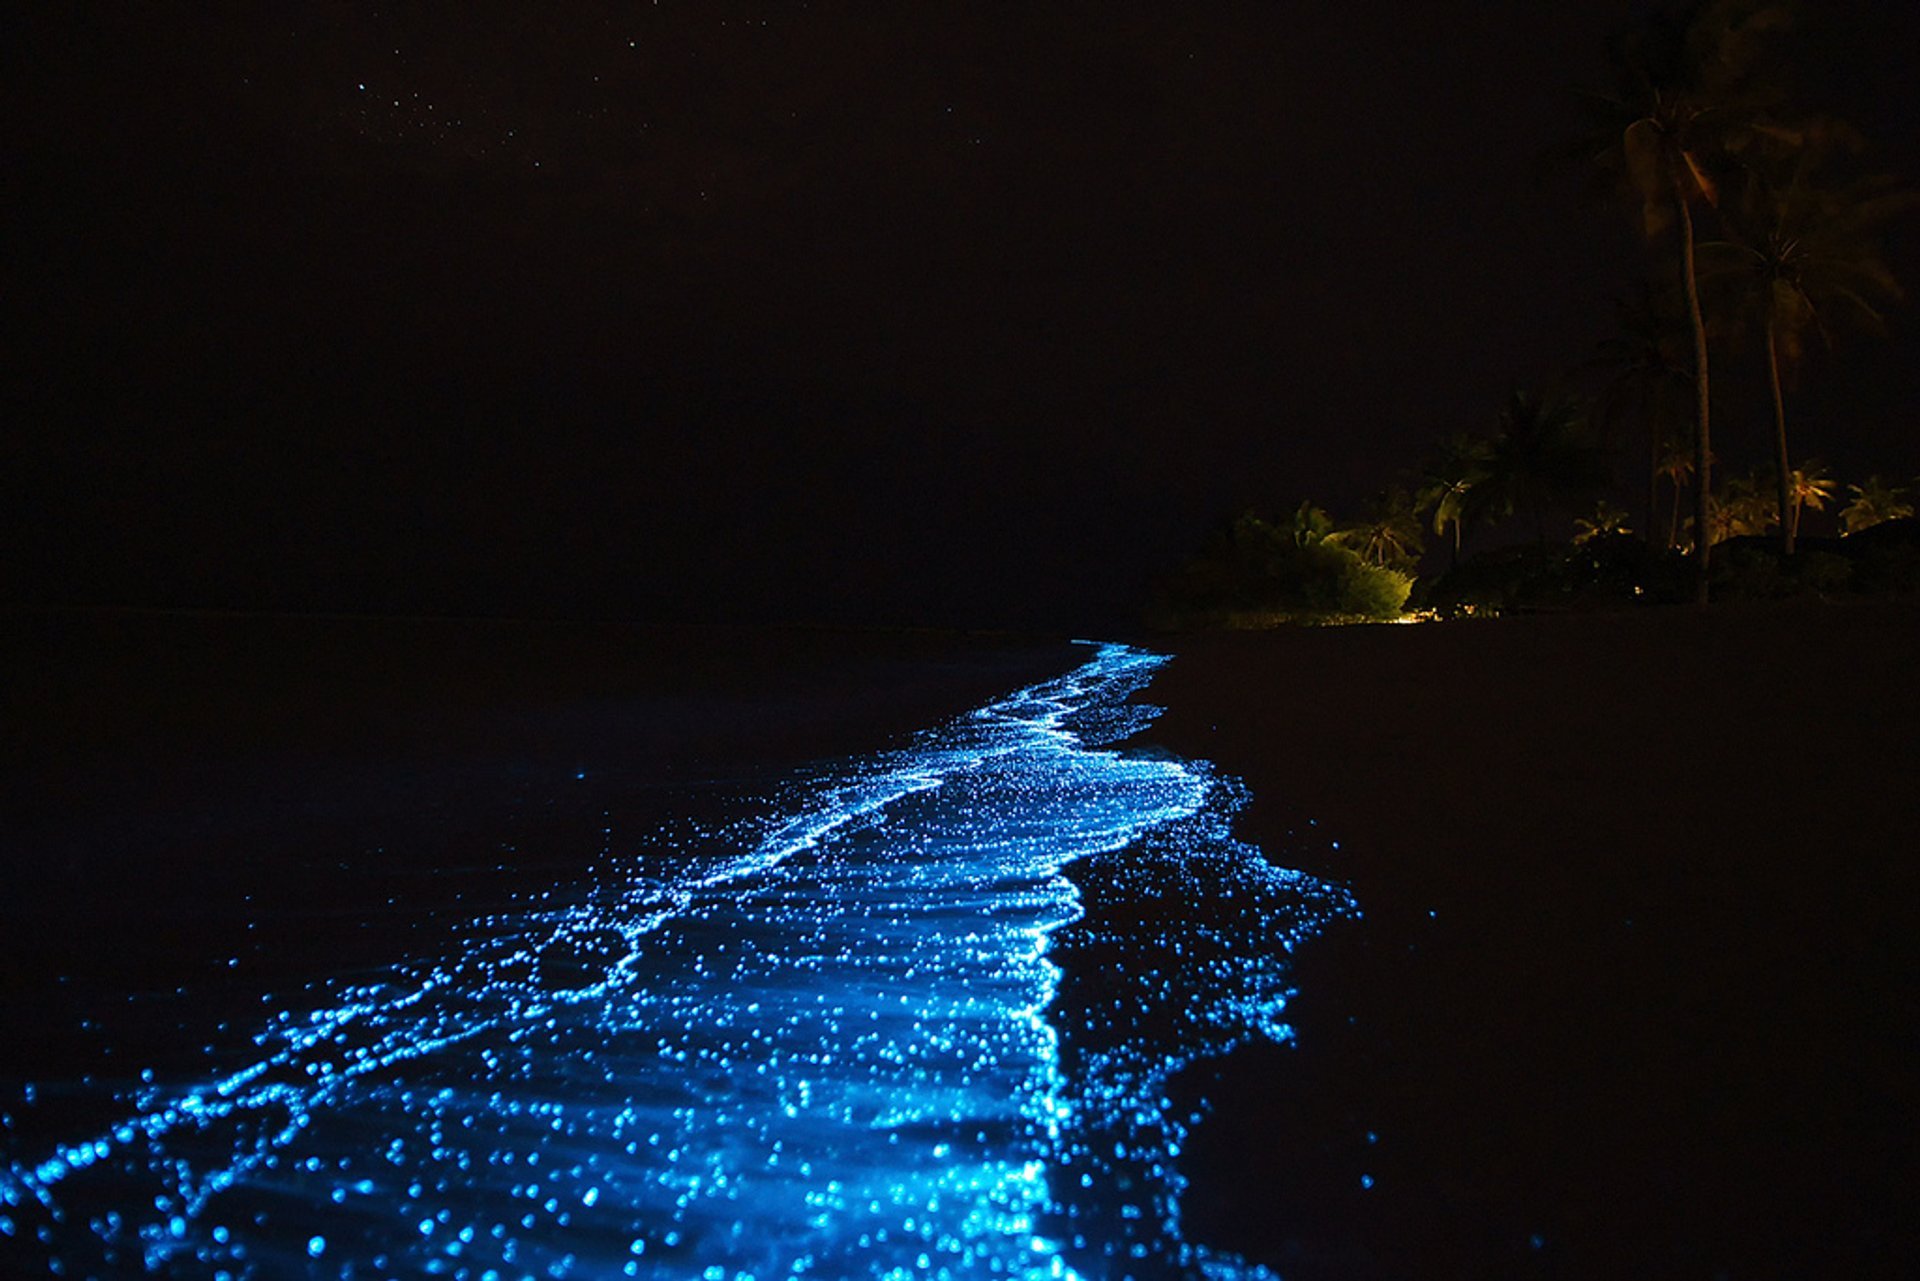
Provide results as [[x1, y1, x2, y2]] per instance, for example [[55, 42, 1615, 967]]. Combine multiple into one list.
[[2, 643, 1354, 1278]]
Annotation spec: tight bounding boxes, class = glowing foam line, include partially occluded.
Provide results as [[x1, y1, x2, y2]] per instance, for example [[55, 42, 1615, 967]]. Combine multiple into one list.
[[2, 642, 1354, 1279]]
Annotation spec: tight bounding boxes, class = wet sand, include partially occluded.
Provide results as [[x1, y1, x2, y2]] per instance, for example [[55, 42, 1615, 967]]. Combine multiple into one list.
[[1146, 599, 1920, 1279]]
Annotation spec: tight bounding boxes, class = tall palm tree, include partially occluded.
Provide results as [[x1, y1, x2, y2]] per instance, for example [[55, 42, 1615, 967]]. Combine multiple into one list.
[[1575, 0, 1793, 599], [1700, 150, 1914, 552], [1783, 460, 1836, 543], [1586, 285, 1695, 544], [1656, 438, 1699, 549], [1414, 434, 1490, 569]]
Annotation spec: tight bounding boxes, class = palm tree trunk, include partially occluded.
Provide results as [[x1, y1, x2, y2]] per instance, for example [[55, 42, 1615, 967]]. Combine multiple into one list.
[[1767, 317, 1794, 556], [1679, 195, 1712, 602], [1648, 426, 1661, 549]]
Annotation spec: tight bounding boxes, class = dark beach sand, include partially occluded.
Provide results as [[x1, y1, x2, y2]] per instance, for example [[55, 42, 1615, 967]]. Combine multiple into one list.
[[1148, 599, 1920, 1279], [0, 609, 1076, 1081]]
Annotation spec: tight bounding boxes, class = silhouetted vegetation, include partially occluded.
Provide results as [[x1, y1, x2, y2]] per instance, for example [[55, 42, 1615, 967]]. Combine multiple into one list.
[[1423, 535, 1691, 616], [1150, 505, 1412, 628], [1699, 142, 1914, 552], [1154, 0, 1914, 630], [1841, 476, 1914, 534]]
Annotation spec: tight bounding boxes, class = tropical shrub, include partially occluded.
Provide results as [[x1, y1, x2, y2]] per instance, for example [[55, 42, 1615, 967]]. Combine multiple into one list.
[[1154, 505, 1413, 626], [1423, 534, 1690, 615], [1841, 477, 1915, 534], [1839, 516, 1920, 594], [1711, 539, 1854, 599]]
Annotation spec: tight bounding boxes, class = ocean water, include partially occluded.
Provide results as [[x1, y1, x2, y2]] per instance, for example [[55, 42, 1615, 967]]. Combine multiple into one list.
[[1, 642, 1355, 1279]]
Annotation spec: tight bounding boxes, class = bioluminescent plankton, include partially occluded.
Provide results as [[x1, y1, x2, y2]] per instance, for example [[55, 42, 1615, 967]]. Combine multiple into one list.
[[3, 643, 1354, 1279]]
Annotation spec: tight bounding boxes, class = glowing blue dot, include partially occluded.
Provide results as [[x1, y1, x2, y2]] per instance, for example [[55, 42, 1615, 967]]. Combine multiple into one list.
[[307, 1235, 326, 1257]]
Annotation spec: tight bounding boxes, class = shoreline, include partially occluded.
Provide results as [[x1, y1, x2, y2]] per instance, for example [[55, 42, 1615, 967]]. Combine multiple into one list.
[[1, 611, 1081, 1083], [11, 603, 1917, 1273], [1137, 598, 1920, 1278]]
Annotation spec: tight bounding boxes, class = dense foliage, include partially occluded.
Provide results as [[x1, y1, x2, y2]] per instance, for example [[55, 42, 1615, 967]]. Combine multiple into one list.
[[1152, 506, 1413, 627], [1153, 1, 1914, 631]]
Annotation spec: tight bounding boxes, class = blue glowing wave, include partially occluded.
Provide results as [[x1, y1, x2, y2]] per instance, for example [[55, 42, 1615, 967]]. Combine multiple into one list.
[[1, 642, 1355, 1279]]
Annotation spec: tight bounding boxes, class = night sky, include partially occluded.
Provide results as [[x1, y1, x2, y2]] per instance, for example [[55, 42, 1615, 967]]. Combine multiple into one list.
[[10, 3, 1918, 628]]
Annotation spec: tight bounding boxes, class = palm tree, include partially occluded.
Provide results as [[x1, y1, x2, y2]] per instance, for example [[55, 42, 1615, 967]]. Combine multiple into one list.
[[1699, 147, 1914, 552], [1841, 476, 1914, 534], [1655, 438, 1699, 549], [1285, 501, 1336, 548], [1783, 460, 1836, 543], [1469, 391, 1609, 541], [1574, 0, 1794, 599], [1574, 501, 1634, 544], [1585, 285, 1695, 544], [1414, 434, 1491, 569], [1331, 488, 1424, 570], [1708, 469, 1777, 544]]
